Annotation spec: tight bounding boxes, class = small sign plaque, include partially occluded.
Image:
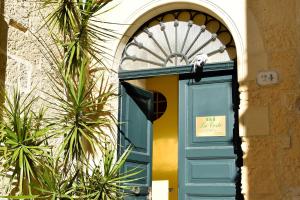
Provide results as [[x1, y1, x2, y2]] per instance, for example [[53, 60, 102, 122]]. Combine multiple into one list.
[[256, 70, 279, 86], [196, 116, 226, 137]]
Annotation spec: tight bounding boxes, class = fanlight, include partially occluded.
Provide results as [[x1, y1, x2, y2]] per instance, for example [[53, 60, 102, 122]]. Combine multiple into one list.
[[120, 10, 236, 71]]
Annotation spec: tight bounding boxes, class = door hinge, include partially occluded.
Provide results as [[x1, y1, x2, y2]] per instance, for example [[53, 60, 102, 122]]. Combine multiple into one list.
[[131, 186, 141, 195]]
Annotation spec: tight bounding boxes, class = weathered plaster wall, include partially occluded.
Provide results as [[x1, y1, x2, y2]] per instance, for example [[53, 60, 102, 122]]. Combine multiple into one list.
[[146, 76, 179, 200], [2, 0, 300, 199], [240, 1, 300, 199], [3, 0, 52, 101]]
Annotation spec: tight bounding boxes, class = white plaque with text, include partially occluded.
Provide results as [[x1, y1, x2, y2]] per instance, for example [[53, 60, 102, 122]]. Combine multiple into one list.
[[196, 116, 226, 137]]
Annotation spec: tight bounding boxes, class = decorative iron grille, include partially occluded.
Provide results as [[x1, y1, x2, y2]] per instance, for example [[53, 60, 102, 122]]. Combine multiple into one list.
[[120, 9, 236, 71]]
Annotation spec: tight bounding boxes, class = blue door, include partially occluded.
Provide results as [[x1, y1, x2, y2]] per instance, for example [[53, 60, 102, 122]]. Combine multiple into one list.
[[179, 75, 238, 199], [119, 82, 153, 200]]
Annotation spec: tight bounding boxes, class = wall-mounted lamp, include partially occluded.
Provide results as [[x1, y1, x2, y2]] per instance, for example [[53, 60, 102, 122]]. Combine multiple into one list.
[[192, 54, 208, 82]]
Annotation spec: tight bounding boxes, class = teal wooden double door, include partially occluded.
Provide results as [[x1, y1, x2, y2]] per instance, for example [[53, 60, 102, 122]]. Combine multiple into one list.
[[119, 71, 240, 199]]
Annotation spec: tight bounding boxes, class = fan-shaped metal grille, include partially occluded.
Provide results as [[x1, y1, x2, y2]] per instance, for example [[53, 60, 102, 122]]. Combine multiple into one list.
[[120, 9, 236, 71]]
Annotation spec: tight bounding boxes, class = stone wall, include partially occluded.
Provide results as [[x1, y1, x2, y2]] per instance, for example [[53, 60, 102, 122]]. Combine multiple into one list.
[[2, 0, 52, 103], [240, 1, 300, 199], [0, 0, 57, 195]]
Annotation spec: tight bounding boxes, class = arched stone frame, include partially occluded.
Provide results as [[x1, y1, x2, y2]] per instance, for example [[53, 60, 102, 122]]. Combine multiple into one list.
[[120, 10, 236, 70], [113, 0, 246, 81], [112, 0, 250, 137], [112, 0, 247, 196]]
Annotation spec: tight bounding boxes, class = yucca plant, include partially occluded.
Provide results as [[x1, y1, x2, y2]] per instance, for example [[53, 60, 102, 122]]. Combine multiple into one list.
[[74, 146, 141, 200], [39, 0, 117, 75], [26, 145, 139, 200], [44, 62, 116, 172], [0, 0, 139, 199], [0, 88, 53, 196], [31, 159, 76, 200]]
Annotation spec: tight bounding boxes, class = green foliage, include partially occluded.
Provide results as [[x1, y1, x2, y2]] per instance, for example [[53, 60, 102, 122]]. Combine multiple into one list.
[[75, 146, 140, 200], [46, 62, 116, 170], [0, 0, 139, 199], [40, 0, 117, 75], [0, 86, 135, 199], [0, 88, 52, 195], [31, 159, 76, 199], [29, 145, 139, 200]]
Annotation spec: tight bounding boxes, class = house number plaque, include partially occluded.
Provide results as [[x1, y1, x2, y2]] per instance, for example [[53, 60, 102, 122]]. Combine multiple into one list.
[[196, 116, 226, 137]]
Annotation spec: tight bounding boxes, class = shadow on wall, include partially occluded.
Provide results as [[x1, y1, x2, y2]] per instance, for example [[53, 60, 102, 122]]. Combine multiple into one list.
[[240, 1, 273, 199], [0, 0, 7, 97], [241, 0, 300, 199]]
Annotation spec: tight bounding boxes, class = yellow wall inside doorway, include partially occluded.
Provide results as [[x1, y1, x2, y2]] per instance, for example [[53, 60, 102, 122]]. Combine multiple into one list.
[[146, 75, 178, 200]]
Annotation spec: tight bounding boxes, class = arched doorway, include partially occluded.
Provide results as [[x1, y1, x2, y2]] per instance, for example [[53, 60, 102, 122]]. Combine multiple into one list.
[[118, 9, 243, 200]]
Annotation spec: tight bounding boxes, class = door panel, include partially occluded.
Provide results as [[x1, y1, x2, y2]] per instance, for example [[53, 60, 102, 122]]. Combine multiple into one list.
[[119, 82, 153, 200], [179, 75, 237, 199], [187, 196, 235, 200], [186, 159, 236, 182]]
